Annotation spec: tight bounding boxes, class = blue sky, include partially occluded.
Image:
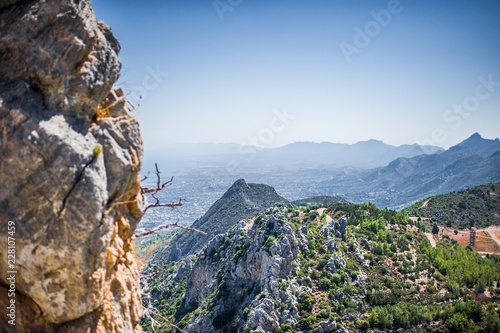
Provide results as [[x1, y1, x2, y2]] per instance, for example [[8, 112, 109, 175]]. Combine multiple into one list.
[[91, 0, 500, 152]]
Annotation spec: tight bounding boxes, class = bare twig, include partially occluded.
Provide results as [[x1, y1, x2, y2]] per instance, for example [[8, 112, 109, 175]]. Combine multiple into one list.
[[142, 197, 185, 214], [135, 220, 207, 238], [141, 163, 173, 194], [149, 308, 186, 333], [142, 292, 186, 333], [140, 163, 186, 213]]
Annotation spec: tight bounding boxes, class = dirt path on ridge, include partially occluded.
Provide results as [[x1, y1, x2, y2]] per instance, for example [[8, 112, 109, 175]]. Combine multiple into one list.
[[420, 199, 430, 208], [424, 233, 436, 247]]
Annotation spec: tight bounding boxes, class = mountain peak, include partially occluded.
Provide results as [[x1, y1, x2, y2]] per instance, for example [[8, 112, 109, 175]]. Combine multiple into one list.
[[356, 139, 385, 145], [226, 178, 250, 196], [353, 139, 393, 149], [231, 178, 247, 187], [456, 132, 488, 148], [161, 179, 290, 263]]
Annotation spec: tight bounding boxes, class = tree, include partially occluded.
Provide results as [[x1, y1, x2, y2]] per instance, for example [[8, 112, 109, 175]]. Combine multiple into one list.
[[484, 309, 500, 333], [474, 280, 486, 294], [447, 313, 468, 332], [432, 223, 439, 235], [369, 307, 393, 329], [318, 277, 331, 291], [457, 199, 468, 210], [356, 320, 370, 331], [392, 305, 410, 328]]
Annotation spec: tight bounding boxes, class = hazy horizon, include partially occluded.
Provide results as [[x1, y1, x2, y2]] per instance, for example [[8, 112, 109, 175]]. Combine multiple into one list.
[[147, 131, 498, 151], [92, 0, 500, 154]]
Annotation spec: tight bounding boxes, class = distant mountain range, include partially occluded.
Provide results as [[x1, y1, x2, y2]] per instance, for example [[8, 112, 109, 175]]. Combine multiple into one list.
[[143, 139, 444, 173], [337, 133, 500, 208], [143, 133, 500, 210]]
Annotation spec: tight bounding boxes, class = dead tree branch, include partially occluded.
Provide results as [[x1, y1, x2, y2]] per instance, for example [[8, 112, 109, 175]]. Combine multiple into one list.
[[136, 163, 207, 237], [142, 196, 185, 214], [141, 163, 173, 194], [140, 163, 186, 213], [142, 293, 186, 333], [137, 164, 206, 332], [134, 220, 207, 238]]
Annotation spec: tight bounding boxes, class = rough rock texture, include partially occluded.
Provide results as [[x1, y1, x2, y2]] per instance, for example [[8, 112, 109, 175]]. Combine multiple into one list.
[[158, 208, 351, 333], [0, 1, 143, 332], [183, 208, 301, 333], [320, 215, 347, 240]]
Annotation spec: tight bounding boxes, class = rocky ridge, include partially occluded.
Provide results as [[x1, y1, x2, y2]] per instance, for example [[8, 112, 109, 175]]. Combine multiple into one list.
[[143, 203, 500, 333], [0, 1, 143, 332], [144, 207, 354, 333]]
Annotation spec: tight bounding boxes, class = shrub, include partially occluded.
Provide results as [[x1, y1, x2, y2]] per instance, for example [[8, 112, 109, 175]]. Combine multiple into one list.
[[316, 254, 331, 270], [298, 316, 315, 330], [279, 324, 294, 333], [233, 250, 243, 260], [356, 320, 370, 330], [426, 283, 437, 294], [331, 273, 342, 285], [433, 271, 444, 281], [318, 277, 331, 291], [177, 315, 190, 328], [297, 292, 315, 312], [317, 308, 331, 319], [264, 236, 276, 250], [242, 307, 250, 321]]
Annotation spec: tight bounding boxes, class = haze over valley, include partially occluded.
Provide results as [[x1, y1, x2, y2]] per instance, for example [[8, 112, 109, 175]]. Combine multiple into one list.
[[139, 133, 500, 234]]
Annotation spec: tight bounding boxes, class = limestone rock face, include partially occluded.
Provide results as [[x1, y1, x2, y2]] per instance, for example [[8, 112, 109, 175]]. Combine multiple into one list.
[[0, 1, 143, 332], [178, 208, 303, 333]]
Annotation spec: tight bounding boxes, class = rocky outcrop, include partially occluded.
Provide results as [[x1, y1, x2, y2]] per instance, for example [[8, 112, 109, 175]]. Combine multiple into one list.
[[320, 215, 348, 239], [0, 1, 143, 332]]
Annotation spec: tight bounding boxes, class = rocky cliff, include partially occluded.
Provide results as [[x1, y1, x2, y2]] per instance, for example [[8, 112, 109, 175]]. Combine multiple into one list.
[[0, 1, 143, 332], [142, 207, 352, 333]]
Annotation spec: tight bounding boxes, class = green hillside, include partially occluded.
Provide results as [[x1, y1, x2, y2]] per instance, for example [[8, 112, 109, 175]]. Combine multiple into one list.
[[142, 203, 500, 333], [401, 183, 500, 229]]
